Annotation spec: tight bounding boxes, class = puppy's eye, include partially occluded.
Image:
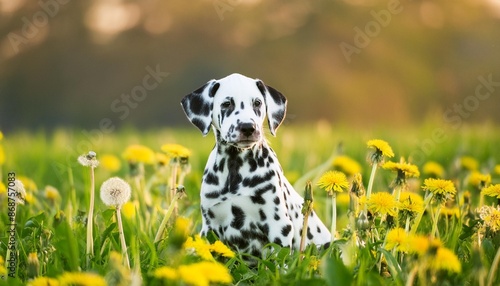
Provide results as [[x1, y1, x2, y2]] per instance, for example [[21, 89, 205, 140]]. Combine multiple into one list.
[[221, 101, 232, 108], [253, 99, 262, 108]]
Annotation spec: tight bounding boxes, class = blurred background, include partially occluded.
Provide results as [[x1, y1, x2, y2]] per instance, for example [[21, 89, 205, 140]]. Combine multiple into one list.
[[1, 0, 499, 132]]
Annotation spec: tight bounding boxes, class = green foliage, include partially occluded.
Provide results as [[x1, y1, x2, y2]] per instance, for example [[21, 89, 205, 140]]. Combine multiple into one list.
[[0, 125, 500, 285]]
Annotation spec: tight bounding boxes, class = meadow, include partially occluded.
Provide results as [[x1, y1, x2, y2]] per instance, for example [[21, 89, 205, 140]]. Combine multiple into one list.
[[1, 122, 500, 286]]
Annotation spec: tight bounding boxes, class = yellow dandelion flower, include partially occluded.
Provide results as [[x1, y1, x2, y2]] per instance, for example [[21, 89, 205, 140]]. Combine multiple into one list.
[[122, 144, 155, 164], [367, 139, 395, 164], [460, 156, 478, 171], [58, 272, 107, 286], [406, 234, 429, 256], [422, 178, 456, 197], [210, 241, 235, 258], [45, 185, 60, 202], [317, 171, 349, 195], [337, 192, 350, 206], [429, 247, 461, 273], [18, 176, 37, 192], [385, 228, 408, 252], [383, 161, 420, 179], [308, 256, 321, 271], [440, 206, 460, 218], [121, 201, 137, 219], [178, 261, 232, 286], [495, 164, 500, 175], [0, 256, 6, 278], [154, 266, 178, 281], [0, 145, 5, 165], [156, 152, 170, 166], [468, 171, 491, 188], [0, 182, 6, 196], [28, 277, 60, 286], [399, 192, 424, 214], [367, 192, 398, 216], [184, 235, 214, 261], [0, 131, 3, 140], [25, 193, 35, 205], [161, 143, 191, 158], [100, 154, 121, 172], [478, 205, 500, 232], [482, 184, 500, 199], [174, 216, 191, 237], [332, 155, 362, 176], [422, 161, 445, 178]]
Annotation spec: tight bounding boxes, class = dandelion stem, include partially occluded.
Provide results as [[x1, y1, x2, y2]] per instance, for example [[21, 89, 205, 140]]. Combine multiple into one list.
[[431, 204, 442, 238], [86, 166, 95, 269], [366, 164, 378, 199], [410, 192, 434, 236], [116, 206, 131, 269], [154, 187, 186, 243], [300, 182, 314, 255], [331, 193, 337, 240], [486, 238, 500, 286]]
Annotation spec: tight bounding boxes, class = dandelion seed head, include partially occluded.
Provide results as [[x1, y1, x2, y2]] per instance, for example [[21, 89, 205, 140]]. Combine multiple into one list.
[[317, 171, 349, 195], [367, 191, 398, 216], [12, 179, 26, 205], [78, 151, 99, 168], [478, 205, 500, 232], [100, 177, 131, 207]]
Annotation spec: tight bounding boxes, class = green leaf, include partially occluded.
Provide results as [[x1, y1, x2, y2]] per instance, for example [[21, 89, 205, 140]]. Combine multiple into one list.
[[324, 255, 353, 286]]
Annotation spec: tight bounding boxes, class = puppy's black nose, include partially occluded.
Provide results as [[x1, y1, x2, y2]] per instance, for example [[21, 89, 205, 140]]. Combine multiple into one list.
[[240, 123, 256, 137]]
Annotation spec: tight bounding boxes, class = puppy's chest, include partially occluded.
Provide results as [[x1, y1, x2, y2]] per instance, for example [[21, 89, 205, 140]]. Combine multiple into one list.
[[201, 147, 282, 206]]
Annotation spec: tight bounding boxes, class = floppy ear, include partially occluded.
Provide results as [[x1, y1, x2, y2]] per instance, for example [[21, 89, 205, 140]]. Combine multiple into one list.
[[256, 80, 287, 136], [181, 80, 220, 136]]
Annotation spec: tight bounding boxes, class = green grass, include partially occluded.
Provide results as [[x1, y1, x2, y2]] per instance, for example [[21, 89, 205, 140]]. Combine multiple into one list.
[[1, 123, 500, 285]]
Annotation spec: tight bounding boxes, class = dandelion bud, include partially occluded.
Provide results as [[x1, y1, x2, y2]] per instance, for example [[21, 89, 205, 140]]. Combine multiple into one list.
[[27, 252, 40, 278], [356, 211, 370, 230], [100, 177, 131, 208], [78, 151, 99, 168]]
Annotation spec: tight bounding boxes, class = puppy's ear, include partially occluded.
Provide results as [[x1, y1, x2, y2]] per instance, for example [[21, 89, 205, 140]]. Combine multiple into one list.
[[256, 80, 287, 136], [181, 80, 220, 136]]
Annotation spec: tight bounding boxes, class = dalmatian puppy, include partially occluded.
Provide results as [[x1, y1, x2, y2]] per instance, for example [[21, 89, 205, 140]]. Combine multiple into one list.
[[181, 73, 331, 258]]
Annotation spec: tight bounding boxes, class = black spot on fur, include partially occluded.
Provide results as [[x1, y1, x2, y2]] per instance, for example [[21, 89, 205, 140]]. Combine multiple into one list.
[[208, 209, 215, 219], [230, 205, 245, 229], [204, 173, 219, 185], [317, 226, 322, 233], [259, 209, 267, 220], [209, 82, 220, 98], [205, 191, 220, 199], [243, 170, 275, 188], [250, 183, 273, 205], [281, 225, 292, 237], [274, 213, 280, 220], [273, 237, 282, 245], [307, 227, 313, 240], [273, 196, 280, 205]]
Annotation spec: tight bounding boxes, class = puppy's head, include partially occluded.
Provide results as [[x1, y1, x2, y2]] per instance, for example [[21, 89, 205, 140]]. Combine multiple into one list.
[[181, 73, 287, 149]]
